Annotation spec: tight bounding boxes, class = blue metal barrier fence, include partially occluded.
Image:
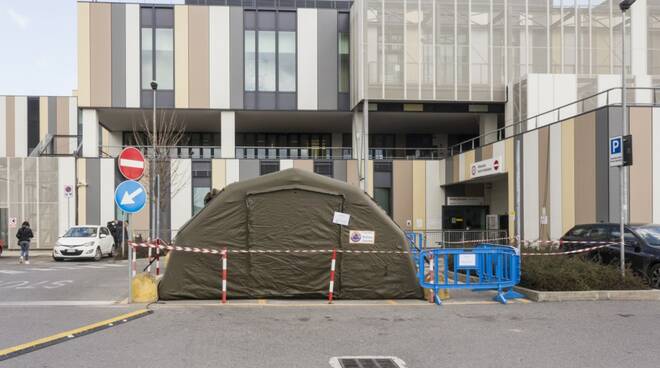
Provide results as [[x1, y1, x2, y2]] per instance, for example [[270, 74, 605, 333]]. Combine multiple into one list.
[[417, 244, 524, 305]]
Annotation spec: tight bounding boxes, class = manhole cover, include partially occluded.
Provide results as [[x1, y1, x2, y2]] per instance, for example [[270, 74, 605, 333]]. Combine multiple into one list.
[[330, 357, 406, 368]]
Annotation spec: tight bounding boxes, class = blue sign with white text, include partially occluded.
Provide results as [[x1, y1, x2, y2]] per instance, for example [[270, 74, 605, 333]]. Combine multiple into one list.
[[609, 136, 623, 167], [115, 180, 147, 214]]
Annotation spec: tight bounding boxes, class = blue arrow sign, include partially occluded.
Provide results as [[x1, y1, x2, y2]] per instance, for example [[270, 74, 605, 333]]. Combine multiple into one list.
[[115, 180, 147, 214]]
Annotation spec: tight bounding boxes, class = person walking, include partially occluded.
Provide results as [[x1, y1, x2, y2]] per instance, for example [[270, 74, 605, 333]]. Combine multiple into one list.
[[16, 221, 34, 265]]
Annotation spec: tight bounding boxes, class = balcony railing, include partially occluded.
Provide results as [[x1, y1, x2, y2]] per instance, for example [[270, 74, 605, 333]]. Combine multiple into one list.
[[100, 146, 222, 159], [449, 87, 660, 155], [98, 145, 448, 160], [30, 135, 82, 157]]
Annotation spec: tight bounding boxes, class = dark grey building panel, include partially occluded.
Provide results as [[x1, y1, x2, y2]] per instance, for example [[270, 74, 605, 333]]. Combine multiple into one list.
[[229, 7, 244, 110], [111, 3, 126, 108], [48, 96, 57, 135], [595, 107, 609, 222], [239, 159, 259, 181], [86, 159, 101, 225], [317, 9, 338, 110]]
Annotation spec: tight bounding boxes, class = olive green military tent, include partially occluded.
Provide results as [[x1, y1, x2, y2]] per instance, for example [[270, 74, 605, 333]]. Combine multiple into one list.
[[158, 168, 422, 300]]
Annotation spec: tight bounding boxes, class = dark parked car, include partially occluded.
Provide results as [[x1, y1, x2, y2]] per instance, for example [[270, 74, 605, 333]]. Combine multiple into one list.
[[560, 223, 660, 288]]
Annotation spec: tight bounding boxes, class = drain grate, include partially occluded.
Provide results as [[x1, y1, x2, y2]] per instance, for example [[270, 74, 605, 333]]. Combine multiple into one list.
[[338, 358, 402, 368]]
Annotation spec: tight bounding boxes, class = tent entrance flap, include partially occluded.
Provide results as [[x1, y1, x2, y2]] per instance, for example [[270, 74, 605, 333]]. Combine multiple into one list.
[[246, 188, 344, 297]]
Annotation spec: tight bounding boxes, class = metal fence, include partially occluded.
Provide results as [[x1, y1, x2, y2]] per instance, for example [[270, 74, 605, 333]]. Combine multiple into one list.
[[408, 229, 510, 249]]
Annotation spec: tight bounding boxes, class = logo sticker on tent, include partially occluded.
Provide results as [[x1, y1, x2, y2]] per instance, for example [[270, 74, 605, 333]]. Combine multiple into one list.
[[349, 230, 375, 244]]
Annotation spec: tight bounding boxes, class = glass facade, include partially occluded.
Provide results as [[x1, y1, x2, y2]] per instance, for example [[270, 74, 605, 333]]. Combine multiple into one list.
[[355, 0, 637, 103], [191, 161, 211, 216]]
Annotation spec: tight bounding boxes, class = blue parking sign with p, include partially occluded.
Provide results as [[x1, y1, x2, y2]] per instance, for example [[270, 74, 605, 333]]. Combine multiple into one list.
[[609, 136, 623, 167]]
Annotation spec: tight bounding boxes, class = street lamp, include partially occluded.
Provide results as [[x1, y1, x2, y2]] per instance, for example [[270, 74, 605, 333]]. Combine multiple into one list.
[[150, 81, 159, 241], [618, 0, 635, 277]]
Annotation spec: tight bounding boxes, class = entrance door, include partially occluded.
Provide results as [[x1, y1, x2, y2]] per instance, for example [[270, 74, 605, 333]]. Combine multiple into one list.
[[246, 188, 343, 297], [0, 208, 7, 251], [442, 206, 488, 230]]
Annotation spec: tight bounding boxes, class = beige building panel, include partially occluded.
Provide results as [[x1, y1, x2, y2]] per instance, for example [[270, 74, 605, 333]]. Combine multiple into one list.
[[293, 160, 314, 172], [574, 113, 596, 225], [412, 161, 426, 230], [175, 6, 189, 108], [347, 160, 359, 188], [452, 155, 459, 183], [464, 150, 475, 180], [393, 161, 413, 230], [482, 144, 493, 160], [367, 160, 373, 196], [188, 6, 210, 109], [77, 3, 91, 107], [211, 159, 226, 190], [90, 3, 112, 107], [630, 107, 653, 223], [561, 119, 575, 233]]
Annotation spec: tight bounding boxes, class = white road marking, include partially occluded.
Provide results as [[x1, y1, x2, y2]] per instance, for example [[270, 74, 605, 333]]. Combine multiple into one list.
[[0, 300, 117, 306], [0, 270, 25, 275], [27, 268, 56, 271]]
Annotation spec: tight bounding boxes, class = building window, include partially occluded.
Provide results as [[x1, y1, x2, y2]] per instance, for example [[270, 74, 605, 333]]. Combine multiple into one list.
[[278, 31, 296, 92], [260, 160, 280, 175], [191, 161, 211, 216], [373, 162, 392, 217], [338, 33, 350, 93], [314, 161, 333, 178], [141, 6, 174, 107], [245, 30, 256, 91], [27, 97, 40, 153], [338, 12, 350, 110], [244, 10, 296, 110]]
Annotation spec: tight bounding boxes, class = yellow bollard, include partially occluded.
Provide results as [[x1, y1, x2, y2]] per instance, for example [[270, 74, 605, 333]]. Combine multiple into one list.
[[131, 272, 158, 303]]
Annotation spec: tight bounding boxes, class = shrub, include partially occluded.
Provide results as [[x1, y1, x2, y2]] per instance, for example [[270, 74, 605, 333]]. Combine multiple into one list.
[[520, 251, 649, 291]]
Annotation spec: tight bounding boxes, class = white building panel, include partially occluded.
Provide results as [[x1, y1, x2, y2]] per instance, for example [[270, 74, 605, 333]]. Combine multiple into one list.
[[125, 4, 140, 108], [210, 6, 230, 109], [170, 159, 192, 238], [225, 159, 239, 185], [280, 160, 294, 170], [297, 9, 318, 110], [58, 157, 76, 234], [99, 158, 116, 227], [425, 161, 442, 230]]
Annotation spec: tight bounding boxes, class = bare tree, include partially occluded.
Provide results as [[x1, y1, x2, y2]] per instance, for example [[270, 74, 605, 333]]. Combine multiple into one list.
[[131, 111, 187, 241]]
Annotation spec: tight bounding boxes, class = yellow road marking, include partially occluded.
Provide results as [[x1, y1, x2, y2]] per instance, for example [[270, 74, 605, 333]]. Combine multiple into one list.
[[387, 300, 398, 305], [0, 309, 150, 358], [258, 299, 267, 305]]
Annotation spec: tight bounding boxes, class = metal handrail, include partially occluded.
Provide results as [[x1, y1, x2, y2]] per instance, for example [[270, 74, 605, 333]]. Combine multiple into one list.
[[449, 86, 660, 155], [99, 145, 222, 159]]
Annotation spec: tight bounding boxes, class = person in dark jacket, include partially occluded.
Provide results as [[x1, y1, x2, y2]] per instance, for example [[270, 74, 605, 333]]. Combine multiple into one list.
[[16, 221, 34, 264]]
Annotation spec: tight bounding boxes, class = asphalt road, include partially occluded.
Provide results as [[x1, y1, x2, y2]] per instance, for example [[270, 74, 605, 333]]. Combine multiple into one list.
[[0, 255, 143, 303], [2, 300, 660, 368], [2, 255, 659, 368]]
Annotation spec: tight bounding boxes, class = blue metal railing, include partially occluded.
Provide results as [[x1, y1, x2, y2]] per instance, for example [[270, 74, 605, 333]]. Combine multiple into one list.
[[417, 244, 524, 305]]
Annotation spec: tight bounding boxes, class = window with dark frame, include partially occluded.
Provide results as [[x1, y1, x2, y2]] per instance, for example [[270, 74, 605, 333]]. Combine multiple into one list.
[[260, 160, 280, 175], [191, 161, 212, 215], [338, 12, 350, 110], [244, 9, 297, 110], [141, 6, 174, 108], [313, 160, 334, 178], [373, 161, 393, 217]]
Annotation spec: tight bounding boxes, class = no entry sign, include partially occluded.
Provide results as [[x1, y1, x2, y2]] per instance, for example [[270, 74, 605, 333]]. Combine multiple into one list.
[[118, 147, 145, 180]]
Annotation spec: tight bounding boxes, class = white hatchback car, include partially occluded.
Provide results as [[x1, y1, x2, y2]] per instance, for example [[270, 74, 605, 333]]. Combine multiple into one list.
[[52, 225, 116, 261]]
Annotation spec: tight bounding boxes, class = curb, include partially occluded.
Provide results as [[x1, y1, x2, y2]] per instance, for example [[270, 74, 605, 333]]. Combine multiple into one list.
[[514, 286, 660, 302], [0, 309, 152, 361]]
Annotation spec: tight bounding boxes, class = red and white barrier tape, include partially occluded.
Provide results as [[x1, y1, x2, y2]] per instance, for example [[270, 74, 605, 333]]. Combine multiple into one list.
[[221, 248, 227, 304], [128, 240, 616, 258], [328, 248, 337, 304], [521, 243, 612, 256]]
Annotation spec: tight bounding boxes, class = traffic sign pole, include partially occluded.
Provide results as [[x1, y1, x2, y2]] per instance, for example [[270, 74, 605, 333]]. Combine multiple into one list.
[[127, 214, 132, 304]]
